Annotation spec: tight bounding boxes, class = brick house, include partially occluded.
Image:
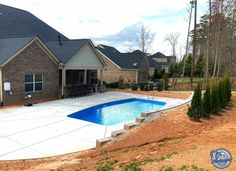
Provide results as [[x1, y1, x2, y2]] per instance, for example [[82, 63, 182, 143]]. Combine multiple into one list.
[[97, 44, 149, 84], [148, 52, 176, 76], [0, 37, 60, 105], [0, 4, 106, 105]]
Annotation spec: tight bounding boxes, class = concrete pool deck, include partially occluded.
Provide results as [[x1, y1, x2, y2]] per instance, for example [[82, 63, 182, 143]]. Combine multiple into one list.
[[0, 92, 191, 160]]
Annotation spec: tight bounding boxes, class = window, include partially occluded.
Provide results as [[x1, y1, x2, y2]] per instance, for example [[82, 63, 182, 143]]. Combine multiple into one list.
[[25, 74, 43, 92]]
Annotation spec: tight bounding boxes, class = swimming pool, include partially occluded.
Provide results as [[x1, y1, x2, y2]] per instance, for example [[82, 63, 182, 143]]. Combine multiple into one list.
[[68, 98, 166, 126]]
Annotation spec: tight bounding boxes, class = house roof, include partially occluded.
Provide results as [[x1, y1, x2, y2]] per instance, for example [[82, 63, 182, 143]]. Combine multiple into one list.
[[97, 45, 146, 70], [45, 39, 93, 64], [149, 52, 176, 67], [0, 4, 68, 41], [0, 36, 35, 65]]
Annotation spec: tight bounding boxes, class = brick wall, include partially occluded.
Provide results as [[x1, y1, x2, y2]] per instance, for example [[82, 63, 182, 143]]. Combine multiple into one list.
[[99, 55, 138, 84], [2, 41, 59, 105]]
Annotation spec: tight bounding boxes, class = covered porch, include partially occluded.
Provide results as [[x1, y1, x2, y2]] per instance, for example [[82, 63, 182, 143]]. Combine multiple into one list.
[[60, 68, 103, 97]]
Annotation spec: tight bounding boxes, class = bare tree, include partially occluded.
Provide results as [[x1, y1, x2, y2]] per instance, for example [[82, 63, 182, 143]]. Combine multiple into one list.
[[137, 24, 155, 53], [164, 33, 180, 57]]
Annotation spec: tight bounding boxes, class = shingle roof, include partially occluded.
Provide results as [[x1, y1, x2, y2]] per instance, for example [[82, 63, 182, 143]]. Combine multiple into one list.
[[149, 52, 176, 66], [45, 39, 89, 64], [97, 45, 145, 70], [0, 4, 68, 41], [0, 36, 35, 65]]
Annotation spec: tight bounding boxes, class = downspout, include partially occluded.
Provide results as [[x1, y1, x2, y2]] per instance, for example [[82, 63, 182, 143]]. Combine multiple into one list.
[[60, 63, 66, 98]]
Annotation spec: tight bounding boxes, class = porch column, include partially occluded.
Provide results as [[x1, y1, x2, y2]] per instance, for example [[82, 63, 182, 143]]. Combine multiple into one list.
[[100, 69, 103, 83], [83, 70, 87, 84], [62, 68, 66, 97], [135, 71, 138, 83], [0, 69, 3, 104]]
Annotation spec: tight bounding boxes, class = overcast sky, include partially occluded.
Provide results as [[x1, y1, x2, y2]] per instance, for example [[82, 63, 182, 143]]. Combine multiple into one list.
[[0, 0, 208, 58]]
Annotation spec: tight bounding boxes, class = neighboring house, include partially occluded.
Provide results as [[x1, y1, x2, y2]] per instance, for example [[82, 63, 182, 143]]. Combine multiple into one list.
[[97, 44, 149, 83], [0, 4, 106, 105], [148, 52, 176, 76], [0, 37, 60, 105]]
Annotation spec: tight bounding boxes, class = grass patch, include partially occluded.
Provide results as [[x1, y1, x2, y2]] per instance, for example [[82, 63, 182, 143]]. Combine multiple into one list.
[[96, 158, 119, 171], [120, 151, 178, 170], [157, 137, 184, 148], [123, 163, 142, 171], [158, 165, 209, 171], [180, 165, 209, 171]]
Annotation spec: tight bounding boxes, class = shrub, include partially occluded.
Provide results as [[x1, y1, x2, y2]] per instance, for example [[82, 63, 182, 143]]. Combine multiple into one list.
[[149, 83, 154, 91], [218, 78, 227, 109], [139, 83, 146, 91], [202, 84, 211, 118], [187, 83, 203, 121], [162, 73, 169, 90], [131, 83, 138, 91], [144, 84, 150, 91], [211, 83, 220, 114], [106, 82, 119, 88], [225, 76, 231, 102], [156, 81, 163, 91]]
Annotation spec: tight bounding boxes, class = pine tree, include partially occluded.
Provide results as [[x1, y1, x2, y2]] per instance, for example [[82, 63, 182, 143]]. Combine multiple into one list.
[[225, 76, 231, 103], [187, 83, 204, 121], [218, 79, 227, 109], [203, 84, 211, 118], [211, 83, 220, 114]]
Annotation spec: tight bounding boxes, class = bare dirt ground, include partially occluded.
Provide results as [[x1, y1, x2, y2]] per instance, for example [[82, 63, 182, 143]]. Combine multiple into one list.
[[1, 92, 236, 171]]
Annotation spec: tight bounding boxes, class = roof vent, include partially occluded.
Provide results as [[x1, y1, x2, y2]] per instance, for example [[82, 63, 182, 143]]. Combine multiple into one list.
[[0, 13, 2, 16], [133, 63, 137, 66], [113, 50, 116, 53], [57, 35, 62, 46]]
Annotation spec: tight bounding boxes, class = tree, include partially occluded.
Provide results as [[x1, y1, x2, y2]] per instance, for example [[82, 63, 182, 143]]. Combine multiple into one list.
[[195, 54, 205, 77], [211, 83, 220, 114], [137, 24, 155, 53], [184, 54, 193, 77], [182, 1, 195, 77], [164, 33, 180, 57], [203, 84, 211, 118], [187, 82, 204, 121]]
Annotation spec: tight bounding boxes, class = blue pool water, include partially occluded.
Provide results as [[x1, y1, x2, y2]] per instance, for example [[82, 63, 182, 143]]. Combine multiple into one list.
[[68, 98, 166, 126]]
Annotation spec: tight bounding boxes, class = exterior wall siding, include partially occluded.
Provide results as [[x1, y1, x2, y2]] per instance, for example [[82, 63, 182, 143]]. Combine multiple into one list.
[[2, 42, 59, 105], [98, 54, 137, 83]]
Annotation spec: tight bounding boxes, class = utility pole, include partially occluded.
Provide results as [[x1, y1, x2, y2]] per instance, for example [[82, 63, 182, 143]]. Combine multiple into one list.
[[190, 0, 197, 87], [182, 0, 195, 78]]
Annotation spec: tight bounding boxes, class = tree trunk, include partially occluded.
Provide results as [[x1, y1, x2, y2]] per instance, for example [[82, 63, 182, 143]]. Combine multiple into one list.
[[182, 5, 193, 78]]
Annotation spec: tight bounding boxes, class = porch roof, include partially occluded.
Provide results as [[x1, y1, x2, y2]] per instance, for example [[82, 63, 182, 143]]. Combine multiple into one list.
[[45, 39, 89, 64]]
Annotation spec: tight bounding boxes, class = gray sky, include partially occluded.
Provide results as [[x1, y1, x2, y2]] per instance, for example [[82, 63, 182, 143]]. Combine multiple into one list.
[[0, 0, 208, 58]]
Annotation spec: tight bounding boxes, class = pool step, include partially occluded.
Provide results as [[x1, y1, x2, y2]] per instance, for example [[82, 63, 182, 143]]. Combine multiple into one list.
[[136, 117, 145, 123], [124, 122, 139, 130], [96, 137, 113, 147], [141, 112, 151, 117], [111, 129, 125, 138]]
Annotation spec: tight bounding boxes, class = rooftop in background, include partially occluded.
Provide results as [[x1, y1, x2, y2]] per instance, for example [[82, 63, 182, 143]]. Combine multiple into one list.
[[97, 44, 146, 70], [0, 4, 68, 41]]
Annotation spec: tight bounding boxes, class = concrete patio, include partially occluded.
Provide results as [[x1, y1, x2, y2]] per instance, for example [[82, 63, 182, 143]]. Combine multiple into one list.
[[0, 92, 188, 160]]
